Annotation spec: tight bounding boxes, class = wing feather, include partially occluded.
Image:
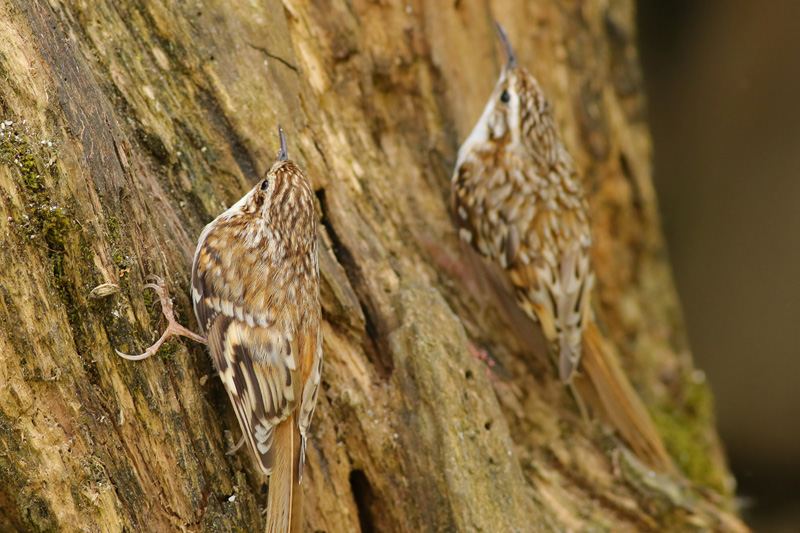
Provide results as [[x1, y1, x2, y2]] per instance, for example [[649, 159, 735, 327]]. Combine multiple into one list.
[[191, 231, 301, 475], [297, 324, 322, 480], [206, 311, 299, 473], [454, 148, 594, 382]]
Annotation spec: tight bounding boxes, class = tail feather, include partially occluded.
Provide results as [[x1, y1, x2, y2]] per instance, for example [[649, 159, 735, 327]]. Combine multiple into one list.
[[265, 415, 303, 533], [579, 321, 674, 472], [558, 327, 583, 382]]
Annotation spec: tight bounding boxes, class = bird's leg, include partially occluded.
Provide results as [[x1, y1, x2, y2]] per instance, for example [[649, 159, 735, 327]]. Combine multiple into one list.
[[116, 275, 206, 361]]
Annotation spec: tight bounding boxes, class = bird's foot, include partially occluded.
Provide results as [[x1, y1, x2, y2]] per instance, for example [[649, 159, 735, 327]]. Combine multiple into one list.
[[468, 342, 495, 379], [116, 275, 206, 361]]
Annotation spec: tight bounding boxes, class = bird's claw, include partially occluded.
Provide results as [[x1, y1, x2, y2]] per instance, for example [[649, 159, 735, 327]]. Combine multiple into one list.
[[226, 434, 246, 456], [115, 346, 158, 361], [143, 275, 168, 299], [145, 273, 163, 285]]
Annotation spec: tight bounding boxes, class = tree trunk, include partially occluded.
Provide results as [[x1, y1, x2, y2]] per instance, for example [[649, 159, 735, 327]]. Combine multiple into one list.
[[0, 0, 746, 531]]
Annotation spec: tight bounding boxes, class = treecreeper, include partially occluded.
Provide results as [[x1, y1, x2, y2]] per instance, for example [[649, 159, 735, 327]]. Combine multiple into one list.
[[117, 127, 322, 533], [451, 22, 673, 472]]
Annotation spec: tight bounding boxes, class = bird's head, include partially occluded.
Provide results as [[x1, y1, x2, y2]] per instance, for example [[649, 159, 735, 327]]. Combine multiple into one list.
[[456, 22, 554, 166], [235, 126, 315, 226]]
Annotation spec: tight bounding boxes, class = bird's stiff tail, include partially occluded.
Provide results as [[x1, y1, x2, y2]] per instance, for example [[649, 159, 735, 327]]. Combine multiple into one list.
[[265, 415, 303, 533], [576, 321, 675, 473]]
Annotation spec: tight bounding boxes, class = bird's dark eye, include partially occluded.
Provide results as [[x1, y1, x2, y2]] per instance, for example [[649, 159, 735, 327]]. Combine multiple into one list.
[[260, 178, 269, 191], [500, 89, 511, 104]]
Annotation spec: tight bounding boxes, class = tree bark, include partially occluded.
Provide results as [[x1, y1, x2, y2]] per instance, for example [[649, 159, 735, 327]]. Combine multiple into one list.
[[0, 0, 746, 531]]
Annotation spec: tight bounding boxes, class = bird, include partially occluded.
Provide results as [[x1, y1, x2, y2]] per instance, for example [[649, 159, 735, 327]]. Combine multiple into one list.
[[451, 22, 673, 472], [117, 126, 322, 532]]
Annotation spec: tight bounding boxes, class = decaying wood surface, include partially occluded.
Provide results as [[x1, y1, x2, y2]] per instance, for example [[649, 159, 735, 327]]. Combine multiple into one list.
[[0, 0, 747, 531]]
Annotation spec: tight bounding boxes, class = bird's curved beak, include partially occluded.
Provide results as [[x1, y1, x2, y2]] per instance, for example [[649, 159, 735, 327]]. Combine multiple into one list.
[[494, 21, 518, 69], [278, 125, 288, 161]]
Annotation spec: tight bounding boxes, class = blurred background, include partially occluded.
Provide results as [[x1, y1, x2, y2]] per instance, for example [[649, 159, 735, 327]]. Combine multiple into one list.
[[637, 1, 800, 531]]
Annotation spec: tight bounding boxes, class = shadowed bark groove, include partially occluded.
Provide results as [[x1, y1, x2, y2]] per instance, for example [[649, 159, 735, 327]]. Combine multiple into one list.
[[0, 0, 746, 531]]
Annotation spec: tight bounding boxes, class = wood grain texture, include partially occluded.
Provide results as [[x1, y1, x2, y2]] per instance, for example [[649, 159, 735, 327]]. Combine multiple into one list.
[[0, 0, 744, 531]]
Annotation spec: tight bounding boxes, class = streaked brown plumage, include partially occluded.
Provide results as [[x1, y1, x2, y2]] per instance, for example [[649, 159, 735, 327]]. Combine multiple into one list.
[[452, 23, 592, 383], [452, 23, 673, 471], [118, 126, 321, 532]]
